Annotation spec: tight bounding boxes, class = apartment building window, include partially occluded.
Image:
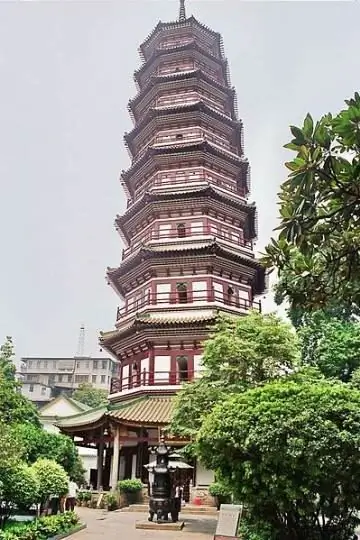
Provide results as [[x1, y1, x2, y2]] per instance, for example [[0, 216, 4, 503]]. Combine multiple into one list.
[[29, 385, 34, 393], [44, 360, 48, 368], [48, 375, 55, 384], [37, 360, 41, 368], [67, 375, 72, 383], [86, 361, 90, 369], [100, 375, 106, 384], [75, 375, 88, 383], [102, 360, 107, 370], [92, 375, 97, 384], [28, 360, 32, 368], [76, 361, 81, 369], [93, 360, 98, 370], [41, 387, 46, 396], [58, 375, 63, 383]]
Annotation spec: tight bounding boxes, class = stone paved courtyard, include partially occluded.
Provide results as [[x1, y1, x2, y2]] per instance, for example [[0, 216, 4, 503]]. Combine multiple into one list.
[[73, 507, 217, 540]]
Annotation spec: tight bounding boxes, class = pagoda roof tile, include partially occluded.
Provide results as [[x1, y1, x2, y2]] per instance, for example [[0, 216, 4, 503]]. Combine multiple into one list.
[[140, 16, 222, 56], [128, 69, 235, 112], [108, 396, 174, 425], [100, 312, 217, 346], [121, 140, 248, 183], [116, 185, 254, 229], [134, 41, 228, 84], [126, 99, 239, 143]]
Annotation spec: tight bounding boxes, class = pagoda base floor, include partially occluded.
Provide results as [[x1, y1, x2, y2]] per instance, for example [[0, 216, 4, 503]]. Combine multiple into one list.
[[135, 520, 185, 531]]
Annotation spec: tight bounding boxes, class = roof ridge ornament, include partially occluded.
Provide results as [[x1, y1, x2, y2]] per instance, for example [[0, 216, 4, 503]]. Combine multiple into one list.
[[179, 0, 186, 22]]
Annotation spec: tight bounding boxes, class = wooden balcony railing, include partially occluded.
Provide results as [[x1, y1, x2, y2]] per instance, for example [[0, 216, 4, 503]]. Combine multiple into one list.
[[122, 224, 252, 258], [110, 369, 198, 394], [116, 289, 260, 321], [130, 170, 246, 204]]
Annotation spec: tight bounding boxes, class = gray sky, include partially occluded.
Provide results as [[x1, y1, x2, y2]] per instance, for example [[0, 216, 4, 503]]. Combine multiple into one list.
[[0, 0, 359, 359]]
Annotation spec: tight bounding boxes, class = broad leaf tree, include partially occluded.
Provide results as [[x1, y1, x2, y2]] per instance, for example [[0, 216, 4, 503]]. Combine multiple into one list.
[[197, 380, 360, 540], [170, 312, 299, 442], [263, 93, 360, 313], [0, 337, 40, 427], [72, 382, 108, 408]]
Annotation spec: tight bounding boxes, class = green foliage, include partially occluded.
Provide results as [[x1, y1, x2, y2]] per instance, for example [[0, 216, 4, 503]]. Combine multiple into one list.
[[0, 339, 40, 428], [170, 313, 299, 439], [31, 459, 68, 506], [263, 92, 360, 312], [14, 424, 85, 484], [0, 511, 79, 540], [106, 493, 118, 511], [197, 380, 360, 539], [299, 312, 360, 381], [239, 517, 274, 540], [117, 479, 143, 493], [72, 383, 108, 408], [208, 482, 232, 498]]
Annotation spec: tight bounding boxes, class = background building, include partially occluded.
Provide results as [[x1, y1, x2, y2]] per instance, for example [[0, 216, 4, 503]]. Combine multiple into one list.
[[20, 355, 117, 406]]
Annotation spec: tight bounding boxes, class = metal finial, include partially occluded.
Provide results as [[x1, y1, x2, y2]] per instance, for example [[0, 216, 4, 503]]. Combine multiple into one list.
[[179, 0, 186, 22]]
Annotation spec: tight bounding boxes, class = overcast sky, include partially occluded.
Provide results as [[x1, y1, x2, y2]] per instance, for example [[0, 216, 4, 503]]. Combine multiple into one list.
[[0, 0, 359, 359]]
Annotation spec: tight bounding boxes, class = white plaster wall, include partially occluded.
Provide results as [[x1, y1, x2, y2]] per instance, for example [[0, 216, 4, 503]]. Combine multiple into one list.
[[192, 281, 207, 303], [131, 454, 137, 478], [122, 365, 129, 387], [156, 282, 171, 302], [213, 281, 223, 300], [154, 356, 171, 377], [196, 461, 214, 486], [119, 456, 126, 480], [238, 288, 250, 300], [194, 355, 204, 378], [81, 455, 97, 484]]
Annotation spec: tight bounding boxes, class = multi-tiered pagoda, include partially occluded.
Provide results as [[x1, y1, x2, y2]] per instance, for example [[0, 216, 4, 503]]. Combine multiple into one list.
[[58, 1, 265, 499]]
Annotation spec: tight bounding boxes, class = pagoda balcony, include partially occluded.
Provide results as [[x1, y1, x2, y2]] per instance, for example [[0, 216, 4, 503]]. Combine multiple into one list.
[[122, 225, 253, 259], [109, 369, 201, 396], [132, 168, 246, 202], [115, 290, 261, 323], [133, 130, 238, 163]]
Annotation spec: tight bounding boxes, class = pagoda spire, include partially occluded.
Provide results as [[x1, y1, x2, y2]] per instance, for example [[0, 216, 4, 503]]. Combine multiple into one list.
[[179, 0, 186, 22]]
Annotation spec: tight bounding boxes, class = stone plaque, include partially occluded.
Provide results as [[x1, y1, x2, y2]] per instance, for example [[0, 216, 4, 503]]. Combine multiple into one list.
[[214, 504, 243, 539]]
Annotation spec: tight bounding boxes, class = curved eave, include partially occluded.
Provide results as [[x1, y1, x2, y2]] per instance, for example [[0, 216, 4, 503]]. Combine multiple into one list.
[[121, 140, 248, 183], [140, 16, 223, 60], [107, 241, 264, 282], [128, 69, 236, 119], [134, 41, 229, 87], [125, 99, 239, 149], [100, 313, 218, 348], [115, 186, 256, 239]]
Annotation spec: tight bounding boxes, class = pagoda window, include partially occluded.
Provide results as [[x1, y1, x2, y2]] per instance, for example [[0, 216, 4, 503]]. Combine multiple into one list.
[[226, 286, 235, 305], [177, 282, 188, 304], [177, 223, 186, 238], [176, 133, 183, 140], [176, 355, 189, 382]]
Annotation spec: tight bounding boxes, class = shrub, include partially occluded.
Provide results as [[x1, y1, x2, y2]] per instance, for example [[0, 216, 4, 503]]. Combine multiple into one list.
[[0, 511, 79, 540], [0, 464, 39, 527], [106, 493, 118, 511], [31, 459, 68, 510], [208, 482, 231, 498], [117, 479, 143, 493]]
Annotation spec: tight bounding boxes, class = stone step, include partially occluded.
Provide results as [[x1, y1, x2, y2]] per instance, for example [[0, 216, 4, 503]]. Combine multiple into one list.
[[122, 503, 218, 515]]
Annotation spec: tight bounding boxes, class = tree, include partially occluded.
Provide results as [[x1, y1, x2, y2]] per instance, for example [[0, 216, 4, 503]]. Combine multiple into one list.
[[197, 380, 360, 540], [14, 424, 85, 484], [72, 383, 108, 408], [0, 338, 40, 427], [299, 311, 360, 382], [262, 93, 360, 313], [170, 312, 299, 442], [31, 459, 68, 511]]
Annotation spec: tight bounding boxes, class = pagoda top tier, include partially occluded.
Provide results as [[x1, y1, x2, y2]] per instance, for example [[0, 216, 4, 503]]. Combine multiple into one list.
[[139, 1, 224, 62]]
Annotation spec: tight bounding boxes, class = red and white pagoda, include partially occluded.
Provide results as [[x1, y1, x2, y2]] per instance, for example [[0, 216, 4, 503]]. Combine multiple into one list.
[[58, 0, 265, 497]]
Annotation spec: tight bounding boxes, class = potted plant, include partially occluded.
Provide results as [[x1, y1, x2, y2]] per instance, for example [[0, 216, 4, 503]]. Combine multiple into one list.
[[82, 491, 92, 507], [77, 491, 84, 506], [117, 479, 143, 506], [209, 482, 232, 510]]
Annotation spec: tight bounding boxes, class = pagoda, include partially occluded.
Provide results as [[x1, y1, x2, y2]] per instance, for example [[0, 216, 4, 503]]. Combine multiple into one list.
[[57, 0, 265, 498]]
